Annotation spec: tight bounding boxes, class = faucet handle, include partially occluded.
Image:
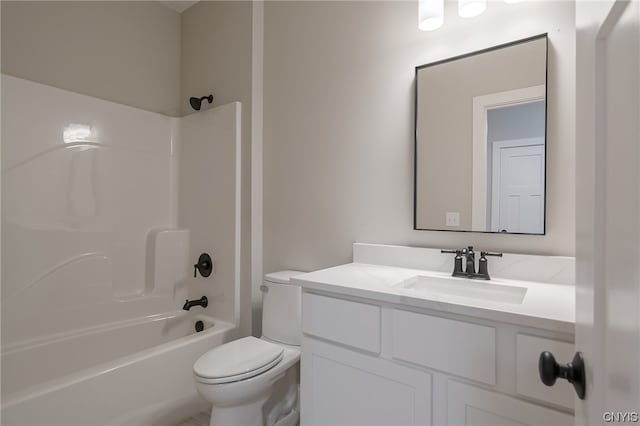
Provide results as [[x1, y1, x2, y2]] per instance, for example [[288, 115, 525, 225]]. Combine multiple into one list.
[[194, 253, 213, 278], [480, 251, 503, 258], [442, 249, 464, 276], [441, 249, 464, 259], [477, 252, 502, 279]]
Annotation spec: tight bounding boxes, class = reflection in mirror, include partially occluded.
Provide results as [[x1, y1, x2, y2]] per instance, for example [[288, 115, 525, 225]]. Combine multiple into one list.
[[414, 34, 547, 234]]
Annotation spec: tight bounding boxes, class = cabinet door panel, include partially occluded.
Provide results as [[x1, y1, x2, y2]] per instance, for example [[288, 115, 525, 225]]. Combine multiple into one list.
[[303, 292, 381, 353], [515, 334, 574, 410], [392, 309, 496, 385], [447, 381, 573, 426], [302, 337, 431, 426], [465, 405, 529, 426]]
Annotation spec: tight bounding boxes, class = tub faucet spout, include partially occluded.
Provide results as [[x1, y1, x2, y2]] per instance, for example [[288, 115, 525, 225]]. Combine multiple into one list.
[[183, 296, 208, 311]]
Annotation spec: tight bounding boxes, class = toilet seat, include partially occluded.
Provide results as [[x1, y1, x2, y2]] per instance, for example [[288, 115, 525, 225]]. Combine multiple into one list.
[[194, 336, 284, 384]]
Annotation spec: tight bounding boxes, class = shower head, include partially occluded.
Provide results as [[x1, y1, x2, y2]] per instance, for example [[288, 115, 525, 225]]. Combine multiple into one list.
[[189, 94, 214, 111]]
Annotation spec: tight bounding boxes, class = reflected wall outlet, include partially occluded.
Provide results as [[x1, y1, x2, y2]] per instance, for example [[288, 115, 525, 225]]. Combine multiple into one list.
[[446, 212, 460, 227]]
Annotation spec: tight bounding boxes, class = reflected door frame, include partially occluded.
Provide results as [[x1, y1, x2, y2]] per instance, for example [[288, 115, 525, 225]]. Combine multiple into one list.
[[470, 85, 546, 232]]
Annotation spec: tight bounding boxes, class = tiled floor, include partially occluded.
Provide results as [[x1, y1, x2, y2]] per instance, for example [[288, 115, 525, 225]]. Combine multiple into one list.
[[173, 410, 211, 426]]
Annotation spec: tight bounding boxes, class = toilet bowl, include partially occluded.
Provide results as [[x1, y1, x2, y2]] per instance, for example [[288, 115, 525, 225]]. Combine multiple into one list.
[[193, 271, 304, 426]]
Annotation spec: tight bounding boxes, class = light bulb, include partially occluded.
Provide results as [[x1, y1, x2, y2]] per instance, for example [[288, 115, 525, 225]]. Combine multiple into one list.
[[418, 0, 444, 31]]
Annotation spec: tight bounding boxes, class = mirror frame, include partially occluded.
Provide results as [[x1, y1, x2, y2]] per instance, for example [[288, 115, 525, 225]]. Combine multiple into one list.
[[413, 33, 549, 234]]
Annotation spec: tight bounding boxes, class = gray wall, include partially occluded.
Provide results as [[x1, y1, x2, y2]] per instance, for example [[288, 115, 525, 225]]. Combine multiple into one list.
[[1, 1, 181, 116], [263, 0, 576, 276], [181, 1, 253, 336]]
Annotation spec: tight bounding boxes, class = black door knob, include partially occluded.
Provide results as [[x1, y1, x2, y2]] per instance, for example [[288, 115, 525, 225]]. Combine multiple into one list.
[[538, 351, 586, 399]]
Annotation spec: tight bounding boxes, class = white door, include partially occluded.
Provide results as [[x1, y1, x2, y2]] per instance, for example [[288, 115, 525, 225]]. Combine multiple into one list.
[[575, 1, 640, 425], [491, 139, 545, 234]]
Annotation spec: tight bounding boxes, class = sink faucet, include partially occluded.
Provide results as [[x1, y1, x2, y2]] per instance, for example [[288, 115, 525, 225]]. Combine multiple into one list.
[[183, 296, 208, 311], [441, 247, 502, 280], [463, 246, 475, 274]]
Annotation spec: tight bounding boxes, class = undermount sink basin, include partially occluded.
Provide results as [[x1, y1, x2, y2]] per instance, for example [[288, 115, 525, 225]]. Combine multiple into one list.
[[395, 275, 528, 305]]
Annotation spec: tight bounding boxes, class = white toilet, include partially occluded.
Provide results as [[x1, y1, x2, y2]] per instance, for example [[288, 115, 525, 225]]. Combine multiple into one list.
[[193, 271, 304, 426]]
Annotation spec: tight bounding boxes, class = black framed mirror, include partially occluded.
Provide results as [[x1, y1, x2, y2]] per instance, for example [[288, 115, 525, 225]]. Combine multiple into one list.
[[414, 34, 548, 234]]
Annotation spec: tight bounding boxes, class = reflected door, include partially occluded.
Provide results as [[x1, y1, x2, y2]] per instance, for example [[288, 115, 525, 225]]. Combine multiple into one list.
[[491, 140, 544, 233]]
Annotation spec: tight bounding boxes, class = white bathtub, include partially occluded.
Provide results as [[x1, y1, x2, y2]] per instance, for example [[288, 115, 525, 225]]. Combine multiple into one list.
[[1, 311, 235, 426]]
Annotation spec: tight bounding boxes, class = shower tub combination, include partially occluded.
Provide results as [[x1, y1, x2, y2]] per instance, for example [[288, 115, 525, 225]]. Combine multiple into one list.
[[1, 76, 243, 425], [1, 312, 235, 425]]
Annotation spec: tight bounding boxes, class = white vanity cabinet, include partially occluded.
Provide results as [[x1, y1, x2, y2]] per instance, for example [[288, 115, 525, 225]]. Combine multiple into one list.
[[300, 291, 575, 426]]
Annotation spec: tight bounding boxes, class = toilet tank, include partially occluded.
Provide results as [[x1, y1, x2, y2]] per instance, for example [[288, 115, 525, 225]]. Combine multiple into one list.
[[261, 270, 304, 346]]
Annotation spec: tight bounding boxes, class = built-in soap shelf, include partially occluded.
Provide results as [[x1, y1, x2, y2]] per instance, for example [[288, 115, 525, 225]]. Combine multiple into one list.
[[146, 228, 190, 294]]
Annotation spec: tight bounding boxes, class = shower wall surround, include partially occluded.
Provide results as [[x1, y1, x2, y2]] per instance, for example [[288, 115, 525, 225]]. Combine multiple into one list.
[[179, 102, 242, 327], [2, 75, 176, 345], [1, 74, 241, 352]]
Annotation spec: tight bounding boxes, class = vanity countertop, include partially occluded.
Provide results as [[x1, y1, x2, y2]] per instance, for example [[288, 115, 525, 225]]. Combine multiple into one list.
[[294, 261, 575, 334]]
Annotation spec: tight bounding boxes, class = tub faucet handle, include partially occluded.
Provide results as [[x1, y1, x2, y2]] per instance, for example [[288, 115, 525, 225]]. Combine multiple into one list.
[[194, 253, 213, 278]]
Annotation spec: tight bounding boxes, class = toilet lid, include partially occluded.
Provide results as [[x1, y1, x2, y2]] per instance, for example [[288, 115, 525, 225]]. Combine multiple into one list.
[[193, 336, 284, 382]]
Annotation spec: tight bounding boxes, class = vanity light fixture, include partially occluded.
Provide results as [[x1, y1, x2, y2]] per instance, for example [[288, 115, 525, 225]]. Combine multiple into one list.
[[418, 0, 444, 31], [458, 0, 487, 18]]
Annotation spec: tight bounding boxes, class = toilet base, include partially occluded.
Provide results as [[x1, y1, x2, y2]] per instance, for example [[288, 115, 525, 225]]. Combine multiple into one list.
[[209, 395, 270, 426], [195, 343, 301, 426]]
